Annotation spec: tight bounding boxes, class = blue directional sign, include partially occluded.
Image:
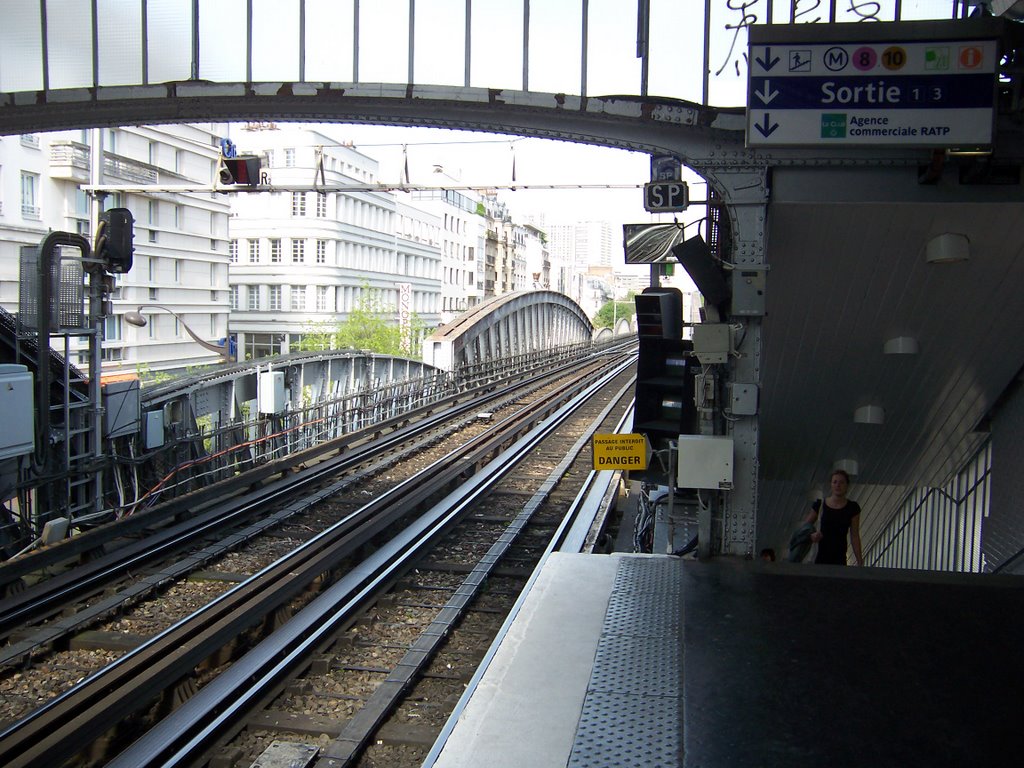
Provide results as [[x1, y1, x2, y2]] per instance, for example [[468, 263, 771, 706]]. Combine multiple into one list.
[[746, 37, 997, 147]]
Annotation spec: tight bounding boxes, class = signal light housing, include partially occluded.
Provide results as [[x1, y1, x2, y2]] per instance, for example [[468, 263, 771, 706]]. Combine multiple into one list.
[[220, 156, 262, 186], [96, 208, 135, 274]]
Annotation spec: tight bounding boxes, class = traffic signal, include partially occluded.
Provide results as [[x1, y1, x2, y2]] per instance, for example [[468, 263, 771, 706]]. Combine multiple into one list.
[[631, 288, 697, 484], [220, 156, 262, 186], [96, 208, 135, 273]]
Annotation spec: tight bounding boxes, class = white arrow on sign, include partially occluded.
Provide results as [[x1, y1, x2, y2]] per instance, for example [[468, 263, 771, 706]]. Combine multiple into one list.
[[754, 80, 779, 106]]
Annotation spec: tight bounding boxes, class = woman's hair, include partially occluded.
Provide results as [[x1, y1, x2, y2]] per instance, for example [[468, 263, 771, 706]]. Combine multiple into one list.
[[831, 468, 851, 484]]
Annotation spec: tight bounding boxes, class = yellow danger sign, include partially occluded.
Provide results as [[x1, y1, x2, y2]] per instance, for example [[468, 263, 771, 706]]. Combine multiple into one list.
[[592, 433, 649, 471]]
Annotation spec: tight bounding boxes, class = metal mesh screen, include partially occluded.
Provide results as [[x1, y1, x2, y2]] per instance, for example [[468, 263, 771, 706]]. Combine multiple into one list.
[[19, 246, 86, 331]]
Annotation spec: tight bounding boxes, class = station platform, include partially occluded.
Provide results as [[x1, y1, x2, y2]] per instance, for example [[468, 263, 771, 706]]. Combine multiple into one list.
[[425, 552, 1024, 768]]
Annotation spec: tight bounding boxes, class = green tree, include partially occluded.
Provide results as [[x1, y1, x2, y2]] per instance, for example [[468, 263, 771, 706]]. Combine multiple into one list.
[[594, 299, 636, 329], [295, 284, 431, 358]]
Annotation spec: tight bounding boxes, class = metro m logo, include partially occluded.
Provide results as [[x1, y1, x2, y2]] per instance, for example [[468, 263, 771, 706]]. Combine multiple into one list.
[[824, 46, 849, 72]]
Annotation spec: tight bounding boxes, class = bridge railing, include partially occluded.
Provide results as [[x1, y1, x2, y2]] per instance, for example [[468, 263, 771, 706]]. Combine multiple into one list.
[[0, 1, 965, 109]]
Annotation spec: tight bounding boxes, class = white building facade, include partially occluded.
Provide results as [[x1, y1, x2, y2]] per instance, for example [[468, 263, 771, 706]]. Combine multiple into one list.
[[405, 188, 485, 325], [0, 125, 232, 377], [228, 128, 443, 358]]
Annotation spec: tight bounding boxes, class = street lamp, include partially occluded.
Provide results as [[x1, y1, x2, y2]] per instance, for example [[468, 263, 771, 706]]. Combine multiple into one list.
[[123, 304, 234, 361]]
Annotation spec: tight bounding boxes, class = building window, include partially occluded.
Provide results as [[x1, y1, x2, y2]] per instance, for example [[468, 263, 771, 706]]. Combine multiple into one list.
[[175, 149, 184, 174], [210, 290, 218, 302], [247, 286, 259, 311], [20, 134, 40, 149], [270, 238, 281, 263], [148, 200, 159, 242], [248, 239, 259, 263], [316, 193, 327, 218], [230, 285, 239, 309], [173, 259, 182, 283], [229, 239, 238, 262], [291, 192, 306, 216], [316, 286, 328, 311], [103, 315, 123, 341], [149, 287, 159, 301], [174, 317, 181, 337], [291, 239, 305, 263], [20, 172, 40, 219], [148, 256, 157, 282], [284, 148, 295, 167], [101, 347, 125, 362], [175, 205, 184, 229], [148, 314, 157, 338], [290, 285, 305, 311], [269, 285, 282, 311], [316, 240, 327, 264]]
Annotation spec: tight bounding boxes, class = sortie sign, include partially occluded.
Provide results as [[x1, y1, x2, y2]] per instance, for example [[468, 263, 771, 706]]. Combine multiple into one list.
[[592, 433, 649, 471], [747, 26, 997, 148]]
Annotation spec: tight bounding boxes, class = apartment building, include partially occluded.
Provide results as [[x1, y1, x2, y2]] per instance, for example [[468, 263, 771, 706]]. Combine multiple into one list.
[[228, 127, 443, 358], [0, 125, 232, 376], [405, 188, 485, 324]]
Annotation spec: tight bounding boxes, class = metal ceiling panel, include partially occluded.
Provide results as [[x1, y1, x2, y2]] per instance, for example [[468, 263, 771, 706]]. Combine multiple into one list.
[[758, 167, 1024, 555]]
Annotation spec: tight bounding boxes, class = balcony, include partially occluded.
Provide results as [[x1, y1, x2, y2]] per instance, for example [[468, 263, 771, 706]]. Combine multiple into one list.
[[105, 154, 158, 184], [49, 141, 90, 182], [49, 141, 159, 184], [22, 204, 40, 220]]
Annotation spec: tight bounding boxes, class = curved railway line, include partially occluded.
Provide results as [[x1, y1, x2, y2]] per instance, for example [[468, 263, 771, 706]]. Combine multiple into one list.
[[0, 345, 637, 768]]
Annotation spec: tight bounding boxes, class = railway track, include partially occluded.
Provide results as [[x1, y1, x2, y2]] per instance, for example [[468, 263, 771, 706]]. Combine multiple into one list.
[[0, 349, 635, 768], [0, 348, 630, 666]]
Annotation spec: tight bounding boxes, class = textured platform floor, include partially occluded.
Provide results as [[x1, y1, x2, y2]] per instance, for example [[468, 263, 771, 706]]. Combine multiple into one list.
[[429, 553, 1024, 768]]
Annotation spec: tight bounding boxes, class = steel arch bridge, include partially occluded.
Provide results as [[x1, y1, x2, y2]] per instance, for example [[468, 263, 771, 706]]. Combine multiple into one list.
[[423, 290, 594, 371]]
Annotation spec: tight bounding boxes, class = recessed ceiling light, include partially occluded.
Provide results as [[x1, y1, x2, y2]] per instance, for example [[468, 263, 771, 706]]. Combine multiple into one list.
[[854, 405, 885, 425], [883, 336, 919, 355], [925, 233, 969, 264]]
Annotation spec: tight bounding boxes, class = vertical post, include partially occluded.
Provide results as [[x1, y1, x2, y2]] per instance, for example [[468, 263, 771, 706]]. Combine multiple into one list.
[[523, 0, 530, 92], [702, 0, 711, 105], [87, 264, 105, 515], [408, 0, 415, 85], [246, 0, 253, 83], [353, 0, 360, 83], [191, 0, 200, 79], [636, 0, 648, 97], [464, 0, 471, 89]]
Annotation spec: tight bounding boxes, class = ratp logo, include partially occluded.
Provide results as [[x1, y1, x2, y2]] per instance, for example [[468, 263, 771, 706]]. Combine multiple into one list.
[[821, 113, 847, 138]]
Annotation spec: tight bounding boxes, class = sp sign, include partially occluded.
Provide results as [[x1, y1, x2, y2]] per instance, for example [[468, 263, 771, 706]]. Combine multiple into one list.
[[643, 181, 689, 213]]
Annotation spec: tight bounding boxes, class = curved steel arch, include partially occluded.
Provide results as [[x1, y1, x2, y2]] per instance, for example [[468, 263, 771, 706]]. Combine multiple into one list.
[[0, 81, 751, 177], [423, 290, 593, 371]]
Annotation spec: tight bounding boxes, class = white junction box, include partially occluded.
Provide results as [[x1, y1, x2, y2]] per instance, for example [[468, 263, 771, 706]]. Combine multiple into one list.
[[0, 364, 34, 461], [692, 324, 732, 365], [259, 371, 286, 414], [676, 435, 734, 490]]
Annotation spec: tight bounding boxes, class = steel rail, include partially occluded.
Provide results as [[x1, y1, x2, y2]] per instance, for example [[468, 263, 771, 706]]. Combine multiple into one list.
[[106, 359, 636, 768], [0, 345, 634, 592], [0, 352, 616, 642], [0, 354, 633, 768]]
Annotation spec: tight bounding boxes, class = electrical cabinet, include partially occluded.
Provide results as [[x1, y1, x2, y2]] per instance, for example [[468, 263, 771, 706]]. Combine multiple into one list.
[[259, 371, 286, 414], [0, 364, 34, 461]]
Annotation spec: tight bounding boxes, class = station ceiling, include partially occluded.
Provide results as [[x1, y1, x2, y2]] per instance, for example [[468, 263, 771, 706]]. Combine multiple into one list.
[[757, 164, 1024, 553]]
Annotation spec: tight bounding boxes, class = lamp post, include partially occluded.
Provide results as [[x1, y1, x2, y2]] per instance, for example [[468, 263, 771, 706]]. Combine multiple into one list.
[[123, 304, 234, 361]]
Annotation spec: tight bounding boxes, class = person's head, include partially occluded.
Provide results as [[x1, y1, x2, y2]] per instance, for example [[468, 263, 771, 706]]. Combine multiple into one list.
[[759, 548, 776, 562], [830, 469, 851, 498]]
